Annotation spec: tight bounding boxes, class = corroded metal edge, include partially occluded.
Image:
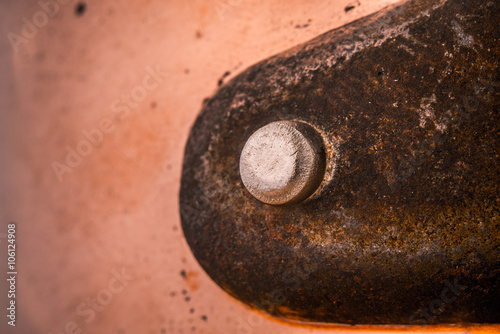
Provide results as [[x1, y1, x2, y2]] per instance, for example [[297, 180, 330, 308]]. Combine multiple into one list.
[[180, 0, 499, 324]]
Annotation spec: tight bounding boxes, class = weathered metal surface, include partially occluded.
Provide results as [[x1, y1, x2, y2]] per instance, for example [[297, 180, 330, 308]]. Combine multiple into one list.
[[240, 121, 326, 205], [180, 0, 499, 324]]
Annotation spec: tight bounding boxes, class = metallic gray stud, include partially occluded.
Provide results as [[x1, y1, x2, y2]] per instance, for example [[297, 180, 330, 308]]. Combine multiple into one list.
[[239, 121, 326, 205]]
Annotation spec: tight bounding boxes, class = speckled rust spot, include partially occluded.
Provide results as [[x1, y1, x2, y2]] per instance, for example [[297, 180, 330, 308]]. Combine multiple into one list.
[[180, 0, 499, 324], [185, 271, 201, 291]]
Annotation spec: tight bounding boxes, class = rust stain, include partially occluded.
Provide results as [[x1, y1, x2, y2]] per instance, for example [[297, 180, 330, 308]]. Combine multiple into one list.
[[185, 271, 201, 291], [181, 0, 499, 325]]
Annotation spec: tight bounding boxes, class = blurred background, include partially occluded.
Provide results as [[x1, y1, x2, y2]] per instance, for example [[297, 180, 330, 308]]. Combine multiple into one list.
[[0, 0, 497, 333]]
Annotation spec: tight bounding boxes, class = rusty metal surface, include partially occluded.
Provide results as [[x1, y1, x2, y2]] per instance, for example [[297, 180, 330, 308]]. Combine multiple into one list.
[[180, 0, 499, 325]]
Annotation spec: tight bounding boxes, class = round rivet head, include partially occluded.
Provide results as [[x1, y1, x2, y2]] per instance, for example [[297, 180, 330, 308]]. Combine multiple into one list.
[[239, 121, 326, 205]]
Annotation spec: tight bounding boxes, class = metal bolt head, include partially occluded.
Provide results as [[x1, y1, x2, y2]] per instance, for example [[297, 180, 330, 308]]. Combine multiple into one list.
[[239, 121, 326, 205]]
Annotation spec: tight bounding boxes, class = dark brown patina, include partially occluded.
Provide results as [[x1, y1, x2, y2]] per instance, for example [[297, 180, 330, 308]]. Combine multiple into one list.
[[180, 0, 499, 324]]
